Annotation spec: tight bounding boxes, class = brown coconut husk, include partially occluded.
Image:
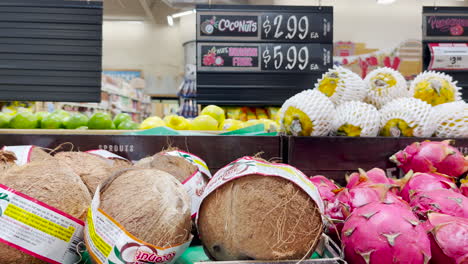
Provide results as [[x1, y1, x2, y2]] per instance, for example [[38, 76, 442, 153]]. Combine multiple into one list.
[[198, 175, 323, 261], [0, 150, 16, 172], [99, 168, 192, 247], [0, 157, 91, 264], [54, 151, 115, 195], [29, 147, 51, 162], [134, 152, 197, 183]]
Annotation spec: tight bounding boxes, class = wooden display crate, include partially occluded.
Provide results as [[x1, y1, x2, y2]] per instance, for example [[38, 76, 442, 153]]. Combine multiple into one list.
[[0, 134, 284, 174], [287, 136, 468, 186]]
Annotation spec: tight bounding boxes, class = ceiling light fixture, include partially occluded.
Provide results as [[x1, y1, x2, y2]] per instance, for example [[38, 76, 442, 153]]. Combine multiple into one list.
[[167, 9, 196, 26], [377, 0, 396, 4]]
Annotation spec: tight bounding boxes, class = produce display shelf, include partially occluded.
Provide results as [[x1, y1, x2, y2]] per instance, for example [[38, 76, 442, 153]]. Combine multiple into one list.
[[0, 129, 223, 135], [0, 134, 284, 173], [288, 136, 468, 185]]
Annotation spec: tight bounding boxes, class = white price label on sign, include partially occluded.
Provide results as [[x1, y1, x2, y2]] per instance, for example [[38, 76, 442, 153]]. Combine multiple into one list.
[[429, 43, 468, 70]]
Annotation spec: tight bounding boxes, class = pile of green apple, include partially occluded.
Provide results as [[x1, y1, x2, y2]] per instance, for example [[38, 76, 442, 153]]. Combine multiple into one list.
[[0, 111, 139, 130]]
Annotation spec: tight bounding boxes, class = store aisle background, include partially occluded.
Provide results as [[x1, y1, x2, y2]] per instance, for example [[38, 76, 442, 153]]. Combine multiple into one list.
[[102, 0, 468, 95]]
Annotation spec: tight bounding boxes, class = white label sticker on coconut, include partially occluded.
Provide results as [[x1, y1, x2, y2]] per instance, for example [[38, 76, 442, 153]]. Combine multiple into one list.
[[200, 157, 324, 214], [164, 150, 212, 178], [86, 149, 128, 161], [2, 145, 35, 165], [86, 189, 192, 264], [183, 171, 209, 218], [0, 184, 84, 264]]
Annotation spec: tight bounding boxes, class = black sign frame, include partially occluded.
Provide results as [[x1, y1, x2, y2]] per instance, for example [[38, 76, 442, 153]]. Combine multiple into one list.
[[196, 4, 333, 106], [422, 6, 468, 101]]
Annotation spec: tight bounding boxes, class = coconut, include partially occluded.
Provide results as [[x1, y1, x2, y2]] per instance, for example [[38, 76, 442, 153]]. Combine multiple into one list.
[[0, 158, 91, 264], [54, 151, 117, 195], [135, 152, 197, 183], [198, 174, 323, 261], [98, 168, 192, 247]]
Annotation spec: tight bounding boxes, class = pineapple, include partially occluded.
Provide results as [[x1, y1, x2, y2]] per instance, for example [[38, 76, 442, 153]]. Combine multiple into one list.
[[410, 71, 461, 106], [315, 66, 367, 105], [364, 67, 409, 109], [433, 101, 468, 138], [379, 98, 435, 137], [279, 90, 335, 136], [332, 101, 380, 137]]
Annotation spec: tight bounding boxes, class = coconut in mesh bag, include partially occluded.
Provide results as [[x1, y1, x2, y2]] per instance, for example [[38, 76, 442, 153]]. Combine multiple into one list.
[[332, 101, 380, 137], [197, 157, 324, 261], [279, 90, 336, 136], [315, 66, 367, 105], [432, 101, 468, 138], [364, 67, 410, 109], [410, 71, 462, 106], [85, 168, 192, 264], [379, 97, 435, 137]]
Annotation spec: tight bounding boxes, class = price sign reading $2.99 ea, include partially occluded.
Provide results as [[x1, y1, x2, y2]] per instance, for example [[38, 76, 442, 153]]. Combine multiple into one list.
[[197, 10, 332, 43]]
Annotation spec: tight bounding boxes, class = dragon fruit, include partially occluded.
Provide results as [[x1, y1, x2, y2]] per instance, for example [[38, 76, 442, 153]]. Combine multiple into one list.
[[342, 202, 431, 264], [425, 213, 468, 264], [410, 189, 468, 220], [309, 175, 339, 201], [390, 140, 468, 178], [347, 185, 405, 209], [461, 177, 468, 197], [346, 168, 393, 189], [399, 172, 459, 202]]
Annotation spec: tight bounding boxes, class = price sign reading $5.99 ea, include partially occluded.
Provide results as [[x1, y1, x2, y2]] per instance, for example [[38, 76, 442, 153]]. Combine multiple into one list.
[[197, 43, 332, 73]]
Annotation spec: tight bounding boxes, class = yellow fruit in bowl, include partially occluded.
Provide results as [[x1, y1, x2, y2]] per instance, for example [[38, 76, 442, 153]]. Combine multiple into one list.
[[200, 105, 225, 127], [163, 115, 190, 130], [139, 116, 165, 130], [190, 115, 218, 131], [220, 119, 244, 131]]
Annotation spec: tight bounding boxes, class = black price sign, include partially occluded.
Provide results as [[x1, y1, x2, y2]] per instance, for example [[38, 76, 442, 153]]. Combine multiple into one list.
[[261, 13, 332, 42], [197, 10, 332, 42], [423, 13, 468, 40], [197, 42, 332, 73]]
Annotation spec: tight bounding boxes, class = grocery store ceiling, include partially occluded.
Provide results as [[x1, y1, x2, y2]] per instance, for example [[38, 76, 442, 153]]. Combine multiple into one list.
[[104, 0, 259, 22]]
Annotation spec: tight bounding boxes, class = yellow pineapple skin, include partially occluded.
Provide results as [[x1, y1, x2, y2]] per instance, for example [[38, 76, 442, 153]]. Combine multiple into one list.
[[318, 75, 339, 97], [337, 124, 362, 137], [283, 106, 314, 136], [413, 77, 456, 106], [380, 118, 416, 137]]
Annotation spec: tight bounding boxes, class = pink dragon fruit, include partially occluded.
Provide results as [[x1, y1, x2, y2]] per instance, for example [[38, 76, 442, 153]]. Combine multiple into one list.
[[390, 140, 468, 178], [309, 176, 349, 236], [309, 175, 339, 201], [346, 168, 394, 189], [425, 213, 468, 264], [342, 202, 431, 264], [461, 177, 468, 197], [410, 189, 468, 220], [347, 185, 406, 209], [399, 172, 459, 202]]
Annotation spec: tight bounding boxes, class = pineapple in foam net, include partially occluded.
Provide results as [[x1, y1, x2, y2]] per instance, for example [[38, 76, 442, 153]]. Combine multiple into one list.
[[279, 89, 336, 136], [364, 67, 409, 109], [332, 101, 380, 137], [410, 71, 461, 106], [315, 66, 367, 105], [379, 97, 435, 137], [432, 101, 468, 138]]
